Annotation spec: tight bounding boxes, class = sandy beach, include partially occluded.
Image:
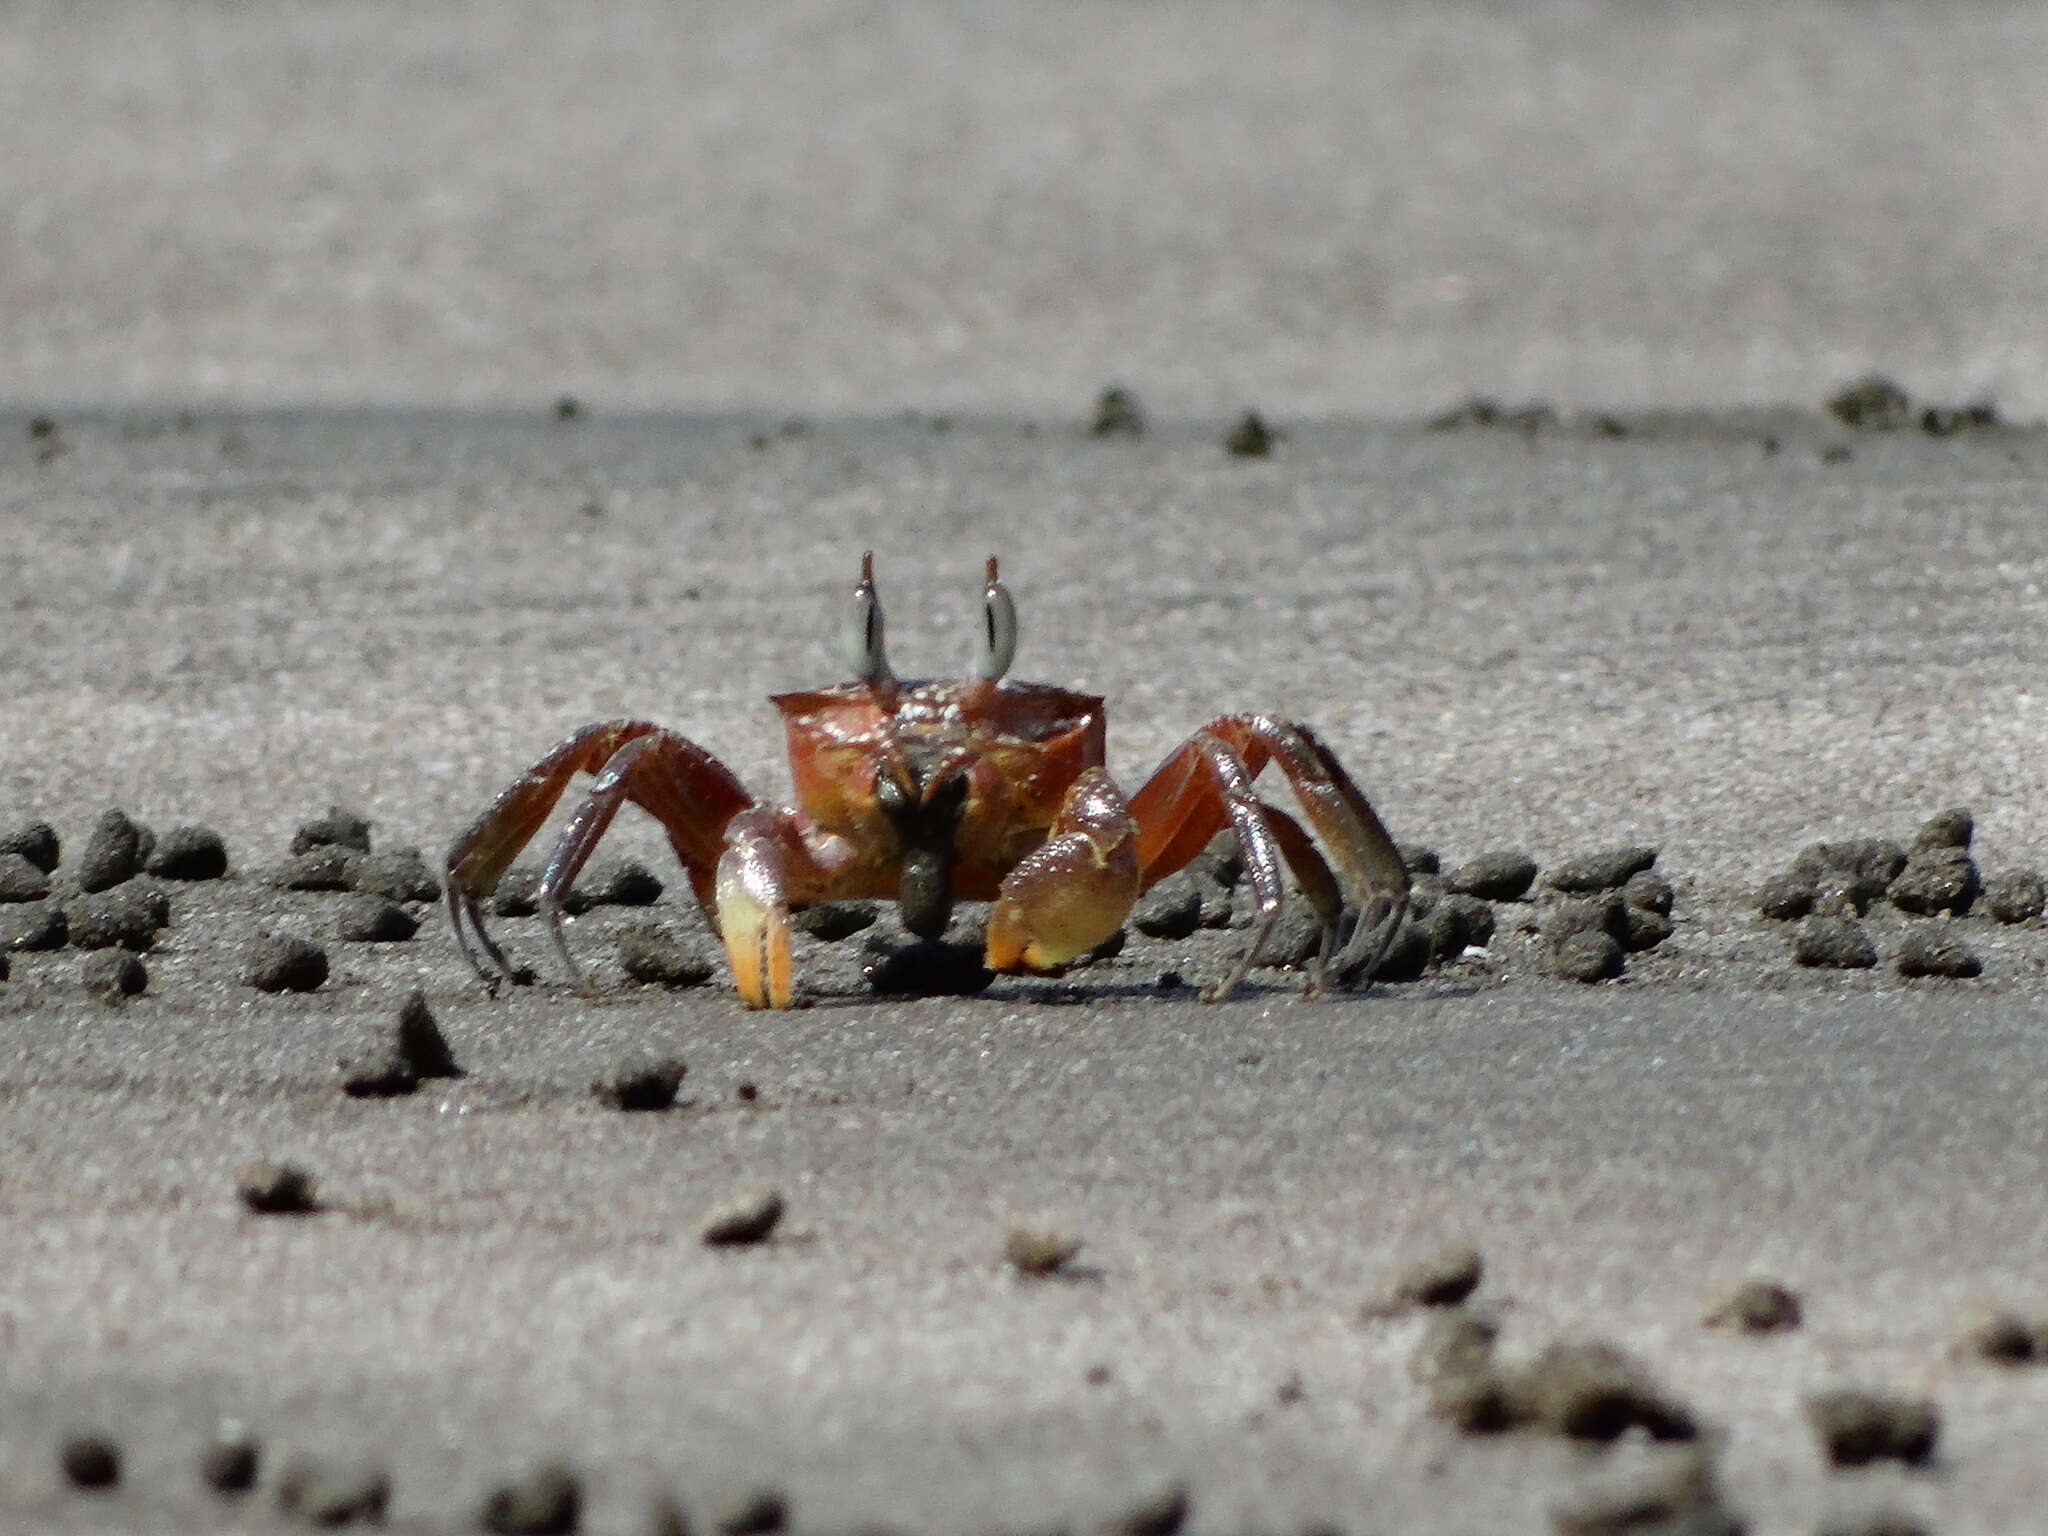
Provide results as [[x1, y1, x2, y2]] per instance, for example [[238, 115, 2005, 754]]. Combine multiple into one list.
[[5, 4, 2048, 1532]]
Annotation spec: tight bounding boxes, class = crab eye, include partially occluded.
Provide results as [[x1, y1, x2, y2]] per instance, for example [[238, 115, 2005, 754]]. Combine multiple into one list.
[[843, 550, 893, 684], [973, 555, 1017, 681]]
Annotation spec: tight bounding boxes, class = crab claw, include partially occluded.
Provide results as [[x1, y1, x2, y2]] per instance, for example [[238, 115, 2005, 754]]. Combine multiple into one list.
[[715, 814, 795, 1008], [986, 768, 1141, 974]]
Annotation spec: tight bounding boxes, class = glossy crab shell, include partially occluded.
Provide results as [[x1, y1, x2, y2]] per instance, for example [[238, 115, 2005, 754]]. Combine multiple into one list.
[[772, 676, 1106, 901]]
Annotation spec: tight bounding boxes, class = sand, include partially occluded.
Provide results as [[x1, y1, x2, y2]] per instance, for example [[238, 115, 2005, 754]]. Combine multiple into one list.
[[6, 4, 2048, 1531]]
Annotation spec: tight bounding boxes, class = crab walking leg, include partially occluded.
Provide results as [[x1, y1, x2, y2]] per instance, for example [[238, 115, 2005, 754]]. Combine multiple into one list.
[[1257, 802, 1347, 992], [533, 734, 752, 993], [1125, 731, 1314, 1001], [538, 733, 759, 991], [445, 720, 662, 988], [1280, 721, 1410, 974], [443, 721, 753, 991], [1129, 714, 1411, 990], [985, 768, 1142, 976], [592, 733, 756, 933], [714, 808, 801, 1009]]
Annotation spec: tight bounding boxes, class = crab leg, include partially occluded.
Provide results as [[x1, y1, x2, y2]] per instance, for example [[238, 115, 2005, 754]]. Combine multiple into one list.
[[1262, 720, 1410, 976], [443, 721, 754, 992], [985, 767, 1142, 977], [532, 734, 743, 993], [1126, 731, 1315, 1001], [1253, 801, 1348, 991], [1128, 715, 1410, 994]]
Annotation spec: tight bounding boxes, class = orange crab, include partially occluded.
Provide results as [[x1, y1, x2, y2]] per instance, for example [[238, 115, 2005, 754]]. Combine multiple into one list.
[[443, 554, 1410, 1007]]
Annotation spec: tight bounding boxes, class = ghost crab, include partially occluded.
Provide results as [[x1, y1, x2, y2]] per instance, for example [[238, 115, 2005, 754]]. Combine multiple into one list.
[[444, 554, 1409, 1007]]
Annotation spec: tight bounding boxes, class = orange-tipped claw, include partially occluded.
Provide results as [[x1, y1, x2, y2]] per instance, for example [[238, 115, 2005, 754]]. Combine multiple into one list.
[[715, 829, 794, 1009], [986, 768, 1140, 973]]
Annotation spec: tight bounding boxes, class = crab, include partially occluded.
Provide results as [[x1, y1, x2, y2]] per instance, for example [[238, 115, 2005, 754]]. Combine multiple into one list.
[[443, 554, 1410, 1007]]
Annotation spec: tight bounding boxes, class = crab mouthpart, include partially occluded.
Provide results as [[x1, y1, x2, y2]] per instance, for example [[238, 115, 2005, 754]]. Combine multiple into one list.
[[877, 759, 971, 939], [897, 846, 953, 939]]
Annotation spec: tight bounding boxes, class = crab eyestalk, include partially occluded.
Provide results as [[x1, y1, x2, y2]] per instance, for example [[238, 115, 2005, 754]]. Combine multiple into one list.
[[843, 550, 897, 695], [973, 554, 1018, 682]]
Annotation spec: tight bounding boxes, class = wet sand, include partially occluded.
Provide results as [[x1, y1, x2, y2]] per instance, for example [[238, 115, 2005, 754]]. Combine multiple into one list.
[[7, 1, 2048, 1530], [3, 409, 2048, 1534]]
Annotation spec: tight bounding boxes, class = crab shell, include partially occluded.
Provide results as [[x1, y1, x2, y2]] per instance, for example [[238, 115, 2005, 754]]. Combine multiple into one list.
[[773, 676, 1106, 923]]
